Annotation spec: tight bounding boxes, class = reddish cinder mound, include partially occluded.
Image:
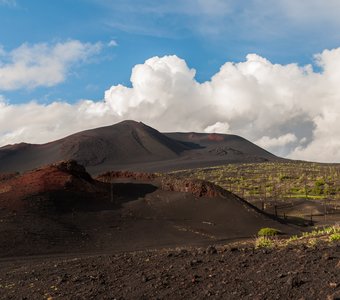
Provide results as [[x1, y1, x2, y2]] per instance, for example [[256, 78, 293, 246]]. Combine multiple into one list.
[[0, 160, 106, 212]]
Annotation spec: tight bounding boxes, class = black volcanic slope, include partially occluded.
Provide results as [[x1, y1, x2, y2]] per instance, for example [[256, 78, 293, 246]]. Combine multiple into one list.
[[0, 161, 297, 257], [0, 120, 280, 174]]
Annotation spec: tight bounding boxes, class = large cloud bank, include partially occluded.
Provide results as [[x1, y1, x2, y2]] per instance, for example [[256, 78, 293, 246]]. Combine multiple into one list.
[[1, 48, 340, 162]]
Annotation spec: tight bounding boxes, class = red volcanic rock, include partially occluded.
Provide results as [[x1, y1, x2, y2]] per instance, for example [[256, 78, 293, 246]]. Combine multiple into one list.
[[0, 160, 104, 212], [207, 133, 224, 142], [97, 171, 157, 182], [186, 133, 224, 142], [160, 176, 231, 198], [0, 172, 19, 182]]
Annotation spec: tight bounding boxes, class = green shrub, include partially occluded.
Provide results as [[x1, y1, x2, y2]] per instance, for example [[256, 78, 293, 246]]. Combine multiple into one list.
[[329, 233, 340, 242], [255, 237, 274, 249], [258, 227, 280, 237], [315, 178, 325, 187], [279, 174, 290, 181]]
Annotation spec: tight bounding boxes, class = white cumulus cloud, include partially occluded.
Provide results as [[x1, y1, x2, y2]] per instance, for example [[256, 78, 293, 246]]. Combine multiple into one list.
[[0, 40, 102, 91], [255, 134, 298, 149], [204, 122, 230, 134], [1, 48, 340, 162]]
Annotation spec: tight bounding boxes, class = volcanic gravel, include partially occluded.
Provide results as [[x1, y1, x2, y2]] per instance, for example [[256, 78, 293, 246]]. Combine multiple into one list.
[[0, 242, 339, 299]]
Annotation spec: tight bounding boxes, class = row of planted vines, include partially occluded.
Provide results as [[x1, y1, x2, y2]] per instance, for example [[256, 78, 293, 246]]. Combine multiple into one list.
[[172, 162, 340, 203]]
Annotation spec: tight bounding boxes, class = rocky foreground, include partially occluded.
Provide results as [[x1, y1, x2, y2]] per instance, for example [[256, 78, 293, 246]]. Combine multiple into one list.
[[1, 242, 339, 300]]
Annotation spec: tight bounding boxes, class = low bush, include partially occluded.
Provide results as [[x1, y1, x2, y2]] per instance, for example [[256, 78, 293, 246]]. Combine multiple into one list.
[[258, 227, 280, 237]]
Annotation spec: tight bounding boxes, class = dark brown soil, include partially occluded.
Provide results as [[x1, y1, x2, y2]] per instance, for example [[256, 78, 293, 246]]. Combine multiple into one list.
[[0, 242, 339, 299]]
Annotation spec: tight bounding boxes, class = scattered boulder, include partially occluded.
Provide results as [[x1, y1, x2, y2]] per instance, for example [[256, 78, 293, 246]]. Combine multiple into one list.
[[206, 246, 217, 255]]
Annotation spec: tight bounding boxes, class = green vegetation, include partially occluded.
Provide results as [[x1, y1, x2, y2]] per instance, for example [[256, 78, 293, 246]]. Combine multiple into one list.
[[329, 233, 340, 242], [301, 225, 340, 238], [171, 162, 340, 202], [286, 235, 299, 242], [254, 225, 340, 249], [255, 227, 280, 248], [255, 236, 274, 249], [258, 227, 280, 237], [288, 225, 340, 246]]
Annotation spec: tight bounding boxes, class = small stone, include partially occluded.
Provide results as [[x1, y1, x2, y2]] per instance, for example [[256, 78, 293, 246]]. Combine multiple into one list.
[[329, 282, 338, 288], [191, 274, 201, 283], [336, 260, 340, 269], [327, 290, 340, 300], [286, 275, 303, 288], [206, 246, 217, 255], [205, 291, 213, 297], [323, 253, 334, 261], [190, 259, 203, 267]]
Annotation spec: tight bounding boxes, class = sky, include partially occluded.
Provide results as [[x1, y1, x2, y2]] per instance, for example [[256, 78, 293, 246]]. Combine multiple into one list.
[[1, 0, 340, 162]]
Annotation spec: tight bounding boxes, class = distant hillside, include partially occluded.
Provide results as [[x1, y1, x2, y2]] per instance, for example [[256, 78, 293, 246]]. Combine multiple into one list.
[[0, 120, 281, 174]]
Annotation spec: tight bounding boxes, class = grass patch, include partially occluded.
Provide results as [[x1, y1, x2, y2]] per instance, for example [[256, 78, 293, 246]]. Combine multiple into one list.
[[258, 227, 280, 237], [255, 237, 274, 249], [287, 235, 299, 242], [284, 225, 340, 247], [284, 194, 325, 200], [252, 225, 340, 249], [329, 233, 340, 242], [301, 225, 340, 238]]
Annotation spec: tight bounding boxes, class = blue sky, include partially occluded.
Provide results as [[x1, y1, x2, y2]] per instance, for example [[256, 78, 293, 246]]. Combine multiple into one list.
[[1, 0, 340, 162], [1, 0, 340, 104]]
